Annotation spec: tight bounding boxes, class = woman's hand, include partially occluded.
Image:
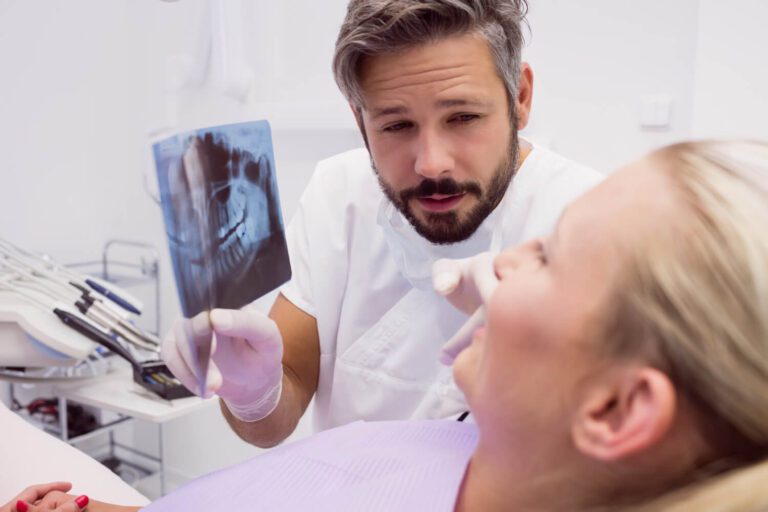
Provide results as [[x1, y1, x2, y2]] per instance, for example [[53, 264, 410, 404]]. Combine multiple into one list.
[[1, 482, 88, 512]]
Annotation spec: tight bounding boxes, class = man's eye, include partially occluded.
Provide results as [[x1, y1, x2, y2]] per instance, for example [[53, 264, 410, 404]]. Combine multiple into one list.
[[449, 114, 480, 124], [383, 121, 412, 132]]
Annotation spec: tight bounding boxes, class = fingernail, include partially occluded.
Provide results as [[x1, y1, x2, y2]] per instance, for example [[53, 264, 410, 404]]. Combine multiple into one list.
[[16, 500, 28, 512], [433, 273, 458, 294], [211, 309, 232, 329], [75, 495, 89, 508]]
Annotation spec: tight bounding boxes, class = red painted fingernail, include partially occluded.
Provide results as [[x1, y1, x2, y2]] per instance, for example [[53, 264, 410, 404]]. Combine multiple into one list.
[[16, 500, 29, 512], [75, 495, 89, 508]]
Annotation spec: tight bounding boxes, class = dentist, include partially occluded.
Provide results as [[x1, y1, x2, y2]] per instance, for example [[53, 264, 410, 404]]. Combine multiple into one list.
[[163, 0, 603, 447]]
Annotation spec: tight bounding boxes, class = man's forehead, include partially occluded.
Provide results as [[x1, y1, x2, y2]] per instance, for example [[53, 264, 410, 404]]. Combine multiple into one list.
[[358, 34, 500, 92]]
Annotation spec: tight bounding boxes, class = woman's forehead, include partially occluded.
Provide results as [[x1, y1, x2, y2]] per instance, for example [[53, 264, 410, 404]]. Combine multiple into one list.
[[556, 161, 679, 283], [571, 161, 677, 235]]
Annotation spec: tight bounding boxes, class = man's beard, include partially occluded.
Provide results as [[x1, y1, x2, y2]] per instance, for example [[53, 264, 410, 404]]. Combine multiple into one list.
[[374, 129, 520, 245]]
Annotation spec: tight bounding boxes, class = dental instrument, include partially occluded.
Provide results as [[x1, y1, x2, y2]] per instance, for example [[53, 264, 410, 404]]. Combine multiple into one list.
[[53, 308, 140, 372], [75, 299, 159, 353], [0, 239, 157, 370], [85, 278, 142, 315], [79, 294, 160, 348]]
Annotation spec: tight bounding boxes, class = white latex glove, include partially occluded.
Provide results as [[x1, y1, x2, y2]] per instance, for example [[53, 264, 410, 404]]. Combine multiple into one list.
[[432, 252, 499, 365], [161, 304, 283, 422]]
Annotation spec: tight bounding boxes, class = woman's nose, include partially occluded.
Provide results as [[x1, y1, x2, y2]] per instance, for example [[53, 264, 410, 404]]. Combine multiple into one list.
[[494, 240, 536, 276], [493, 247, 520, 275]]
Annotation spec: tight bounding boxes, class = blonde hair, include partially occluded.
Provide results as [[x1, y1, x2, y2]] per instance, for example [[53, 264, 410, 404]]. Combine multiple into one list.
[[628, 458, 768, 512], [606, 140, 768, 510]]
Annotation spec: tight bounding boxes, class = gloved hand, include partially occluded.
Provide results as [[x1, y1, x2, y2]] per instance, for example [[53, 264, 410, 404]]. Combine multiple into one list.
[[432, 252, 498, 314], [432, 252, 499, 365], [161, 304, 283, 422]]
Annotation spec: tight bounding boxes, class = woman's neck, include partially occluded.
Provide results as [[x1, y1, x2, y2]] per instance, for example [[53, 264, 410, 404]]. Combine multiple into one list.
[[454, 438, 588, 512]]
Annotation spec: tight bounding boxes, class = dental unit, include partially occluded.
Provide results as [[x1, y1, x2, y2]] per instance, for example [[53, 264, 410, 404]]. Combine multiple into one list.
[[0, 238, 182, 398]]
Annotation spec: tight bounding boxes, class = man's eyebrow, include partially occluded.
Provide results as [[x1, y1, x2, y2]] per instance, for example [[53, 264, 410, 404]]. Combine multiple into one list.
[[371, 106, 409, 120], [435, 98, 491, 109]]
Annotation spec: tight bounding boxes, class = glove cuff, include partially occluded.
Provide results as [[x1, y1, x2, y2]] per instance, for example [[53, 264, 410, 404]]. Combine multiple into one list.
[[223, 376, 283, 423]]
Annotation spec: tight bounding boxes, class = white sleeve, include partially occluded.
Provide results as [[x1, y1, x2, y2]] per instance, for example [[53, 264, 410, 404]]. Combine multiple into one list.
[[276, 149, 367, 356], [279, 176, 318, 318]]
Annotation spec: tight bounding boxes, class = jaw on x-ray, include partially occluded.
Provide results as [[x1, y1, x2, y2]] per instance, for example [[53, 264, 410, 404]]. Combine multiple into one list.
[[155, 121, 291, 317]]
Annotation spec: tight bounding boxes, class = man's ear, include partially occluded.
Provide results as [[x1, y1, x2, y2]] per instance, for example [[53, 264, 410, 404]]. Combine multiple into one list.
[[514, 62, 534, 130], [571, 367, 676, 462]]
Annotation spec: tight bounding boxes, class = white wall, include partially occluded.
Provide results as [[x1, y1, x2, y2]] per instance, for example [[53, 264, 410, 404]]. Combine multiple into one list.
[[692, 0, 768, 138], [523, 0, 700, 172], [1, 0, 765, 499], [0, 0, 360, 497]]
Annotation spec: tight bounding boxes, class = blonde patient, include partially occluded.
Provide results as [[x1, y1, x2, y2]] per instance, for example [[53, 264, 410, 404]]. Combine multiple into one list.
[[453, 139, 768, 510], [4, 139, 768, 511]]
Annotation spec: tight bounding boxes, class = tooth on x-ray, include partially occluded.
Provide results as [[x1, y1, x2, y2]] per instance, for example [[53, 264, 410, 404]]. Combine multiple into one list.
[[153, 121, 292, 317]]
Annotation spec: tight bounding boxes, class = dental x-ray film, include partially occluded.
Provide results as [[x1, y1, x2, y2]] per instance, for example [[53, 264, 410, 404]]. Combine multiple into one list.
[[153, 120, 291, 318]]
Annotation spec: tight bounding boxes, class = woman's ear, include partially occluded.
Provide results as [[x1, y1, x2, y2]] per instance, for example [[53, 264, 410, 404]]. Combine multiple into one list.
[[571, 367, 676, 461]]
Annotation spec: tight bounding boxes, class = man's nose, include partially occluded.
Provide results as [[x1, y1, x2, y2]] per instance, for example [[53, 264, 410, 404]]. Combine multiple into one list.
[[414, 129, 454, 179]]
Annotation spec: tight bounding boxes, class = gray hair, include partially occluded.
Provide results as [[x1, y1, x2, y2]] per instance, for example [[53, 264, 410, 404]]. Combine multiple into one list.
[[333, 0, 529, 110]]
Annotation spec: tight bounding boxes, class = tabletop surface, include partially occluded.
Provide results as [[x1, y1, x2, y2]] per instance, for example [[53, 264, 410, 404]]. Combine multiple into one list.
[[50, 364, 213, 422]]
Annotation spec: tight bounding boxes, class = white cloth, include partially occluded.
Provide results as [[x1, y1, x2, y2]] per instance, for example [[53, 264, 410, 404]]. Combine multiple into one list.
[[0, 400, 149, 506], [280, 144, 603, 431], [143, 419, 477, 512]]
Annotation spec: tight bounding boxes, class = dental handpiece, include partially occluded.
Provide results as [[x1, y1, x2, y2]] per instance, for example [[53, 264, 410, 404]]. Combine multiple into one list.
[[53, 308, 142, 372], [83, 294, 160, 348], [85, 278, 142, 315], [72, 281, 133, 322], [76, 300, 159, 353], [72, 284, 160, 348]]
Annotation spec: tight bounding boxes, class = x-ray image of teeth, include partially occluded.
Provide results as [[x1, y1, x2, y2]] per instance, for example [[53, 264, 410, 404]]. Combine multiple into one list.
[[153, 120, 291, 317]]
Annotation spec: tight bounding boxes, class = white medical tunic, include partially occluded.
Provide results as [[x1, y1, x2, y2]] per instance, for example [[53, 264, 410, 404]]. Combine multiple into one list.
[[280, 144, 603, 432]]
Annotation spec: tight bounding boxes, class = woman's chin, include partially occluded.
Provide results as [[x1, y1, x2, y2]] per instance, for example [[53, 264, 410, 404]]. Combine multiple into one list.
[[452, 342, 482, 398]]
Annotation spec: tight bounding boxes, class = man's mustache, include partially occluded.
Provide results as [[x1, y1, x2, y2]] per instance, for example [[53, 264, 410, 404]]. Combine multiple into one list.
[[400, 178, 482, 202]]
